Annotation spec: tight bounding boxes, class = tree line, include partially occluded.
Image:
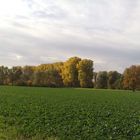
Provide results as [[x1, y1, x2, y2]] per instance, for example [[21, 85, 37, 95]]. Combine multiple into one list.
[[0, 57, 139, 90], [94, 65, 140, 91], [0, 57, 93, 88]]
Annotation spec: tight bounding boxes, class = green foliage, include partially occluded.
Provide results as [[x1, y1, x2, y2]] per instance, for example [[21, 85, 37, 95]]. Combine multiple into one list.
[[0, 86, 140, 139], [96, 71, 108, 89], [108, 71, 122, 89]]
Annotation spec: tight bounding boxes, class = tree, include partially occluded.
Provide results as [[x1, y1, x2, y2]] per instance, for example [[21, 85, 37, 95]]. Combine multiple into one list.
[[34, 63, 64, 87], [11, 66, 23, 85], [96, 71, 108, 89], [136, 65, 140, 90], [123, 65, 140, 91], [77, 59, 93, 88], [2, 67, 10, 85], [62, 57, 81, 87], [33, 71, 46, 86], [0, 66, 5, 85], [21, 66, 35, 86], [108, 71, 122, 89]]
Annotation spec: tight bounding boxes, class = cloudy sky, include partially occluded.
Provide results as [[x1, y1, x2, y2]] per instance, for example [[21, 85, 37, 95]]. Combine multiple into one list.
[[0, 0, 140, 72]]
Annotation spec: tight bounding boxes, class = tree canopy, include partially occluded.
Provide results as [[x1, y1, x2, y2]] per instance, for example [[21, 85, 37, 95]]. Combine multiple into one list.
[[0, 57, 139, 90]]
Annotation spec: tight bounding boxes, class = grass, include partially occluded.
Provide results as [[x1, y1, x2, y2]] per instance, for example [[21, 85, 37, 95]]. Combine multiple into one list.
[[0, 86, 140, 139]]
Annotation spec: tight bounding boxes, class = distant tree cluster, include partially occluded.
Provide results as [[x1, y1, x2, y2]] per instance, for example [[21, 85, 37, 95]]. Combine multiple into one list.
[[0, 57, 93, 88], [94, 65, 140, 91], [0, 57, 139, 90], [94, 71, 122, 89]]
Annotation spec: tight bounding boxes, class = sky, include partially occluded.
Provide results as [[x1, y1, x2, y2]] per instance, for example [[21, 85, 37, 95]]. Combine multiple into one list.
[[0, 0, 140, 72]]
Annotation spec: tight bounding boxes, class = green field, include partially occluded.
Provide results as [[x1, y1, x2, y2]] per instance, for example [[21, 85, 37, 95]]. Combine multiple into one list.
[[0, 86, 140, 140]]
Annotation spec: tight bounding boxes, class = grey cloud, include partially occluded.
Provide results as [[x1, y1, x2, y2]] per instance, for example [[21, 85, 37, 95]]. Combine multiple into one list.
[[24, 0, 67, 20], [32, 9, 66, 20], [11, 22, 31, 30]]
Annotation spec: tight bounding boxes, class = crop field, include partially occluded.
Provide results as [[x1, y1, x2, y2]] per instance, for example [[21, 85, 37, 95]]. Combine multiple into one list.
[[0, 86, 140, 140]]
